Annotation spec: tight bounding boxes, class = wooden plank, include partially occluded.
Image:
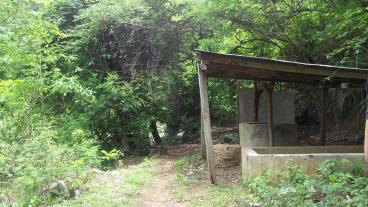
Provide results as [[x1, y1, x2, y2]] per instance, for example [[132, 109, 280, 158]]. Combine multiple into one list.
[[320, 86, 327, 145], [264, 83, 274, 146], [198, 65, 217, 184]]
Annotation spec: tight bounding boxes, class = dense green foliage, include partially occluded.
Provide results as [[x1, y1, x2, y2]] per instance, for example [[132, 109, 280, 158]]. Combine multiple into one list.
[[245, 160, 368, 206], [1, 0, 368, 205]]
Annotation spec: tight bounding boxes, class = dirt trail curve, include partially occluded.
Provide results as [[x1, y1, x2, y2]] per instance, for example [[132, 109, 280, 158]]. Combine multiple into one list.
[[133, 145, 196, 207]]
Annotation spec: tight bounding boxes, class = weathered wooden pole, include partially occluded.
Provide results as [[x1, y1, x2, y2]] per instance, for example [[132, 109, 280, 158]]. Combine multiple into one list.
[[365, 120, 368, 163], [365, 80, 368, 163], [264, 82, 274, 147], [197, 64, 206, 160], [198, 63, 217, 184], [200, 112, 206, 159], [320, 85, 327, 145]]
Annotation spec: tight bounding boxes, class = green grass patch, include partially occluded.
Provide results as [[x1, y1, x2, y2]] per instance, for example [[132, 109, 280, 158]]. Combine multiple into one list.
[[175, 153, 204, 184], [55, 157, 157, 207]]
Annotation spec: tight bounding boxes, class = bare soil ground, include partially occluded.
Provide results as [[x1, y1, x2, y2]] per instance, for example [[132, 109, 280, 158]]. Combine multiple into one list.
[[132, 155, 184, 207], [132, 144, 196, 207]]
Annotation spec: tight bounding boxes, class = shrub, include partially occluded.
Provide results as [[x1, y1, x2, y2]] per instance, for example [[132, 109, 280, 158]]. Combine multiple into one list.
[[0, 125, 100, 206], [101, 149, 123, 169], [0, 79, 101, 206], [243, 160, 368, 207]]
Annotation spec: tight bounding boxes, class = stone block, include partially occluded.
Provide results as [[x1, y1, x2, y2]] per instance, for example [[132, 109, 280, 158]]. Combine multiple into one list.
[[213, 144, 241, 168]]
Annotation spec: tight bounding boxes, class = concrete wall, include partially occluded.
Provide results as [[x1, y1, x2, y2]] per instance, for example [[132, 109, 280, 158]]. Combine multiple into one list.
[[237, 88, 295, 124], [239, 122, 269, 147], [238, 88, 298, 147], [242, 146, 367, 177], [239, 122, 298, 147]]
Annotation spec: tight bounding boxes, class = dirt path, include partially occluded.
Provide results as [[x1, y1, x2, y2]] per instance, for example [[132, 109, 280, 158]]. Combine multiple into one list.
[[58, 144, 238, 207], [133, 155, 185, 207], [132, 144, 199, 207]]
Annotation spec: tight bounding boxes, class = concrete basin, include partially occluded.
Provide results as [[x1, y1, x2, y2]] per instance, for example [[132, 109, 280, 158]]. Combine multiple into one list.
[[242, 145, 367, 177]]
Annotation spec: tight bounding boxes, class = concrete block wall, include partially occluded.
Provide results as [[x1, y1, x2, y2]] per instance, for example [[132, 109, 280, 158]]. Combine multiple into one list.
[[237, 88, 298, 147], [237, 88, 295, 124]]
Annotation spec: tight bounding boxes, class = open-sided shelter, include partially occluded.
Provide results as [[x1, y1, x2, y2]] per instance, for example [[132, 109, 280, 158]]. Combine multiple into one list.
[[196, 49, 368, 184]]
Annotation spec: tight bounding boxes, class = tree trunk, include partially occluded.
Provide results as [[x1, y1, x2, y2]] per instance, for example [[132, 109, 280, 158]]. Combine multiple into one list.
[[150, 120, 161, 145]]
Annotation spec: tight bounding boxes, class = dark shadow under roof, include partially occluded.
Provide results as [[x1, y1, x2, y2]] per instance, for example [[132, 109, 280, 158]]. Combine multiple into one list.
[[196, 50, 368, 85]]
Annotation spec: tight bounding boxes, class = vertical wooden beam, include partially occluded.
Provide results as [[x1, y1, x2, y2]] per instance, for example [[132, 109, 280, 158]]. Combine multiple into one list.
[[320, 85, 327, 146], [253, 81, 263, 122], [198, 64, 217, 184], [264, 83, 274, 147], [365, 120, 368, 163], [200, 113, 206, 159], [365, 80, 368, 163], [197, 64, 206, 160]]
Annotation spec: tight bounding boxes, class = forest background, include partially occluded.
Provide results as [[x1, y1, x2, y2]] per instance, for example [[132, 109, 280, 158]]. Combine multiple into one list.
[[1, 0, 368, 205]]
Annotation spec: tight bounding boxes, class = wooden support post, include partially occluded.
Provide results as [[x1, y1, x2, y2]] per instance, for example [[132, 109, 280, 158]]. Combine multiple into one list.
[[198, 64, 217, 184], [198, 64, 206, 160], [365, 120, 368, 163], [253, 81, 263, 122], [320, 85, 327, 146], [365, 80, 368, 163], [200, 113, 206, 159], [264, 83, 274, 147]]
